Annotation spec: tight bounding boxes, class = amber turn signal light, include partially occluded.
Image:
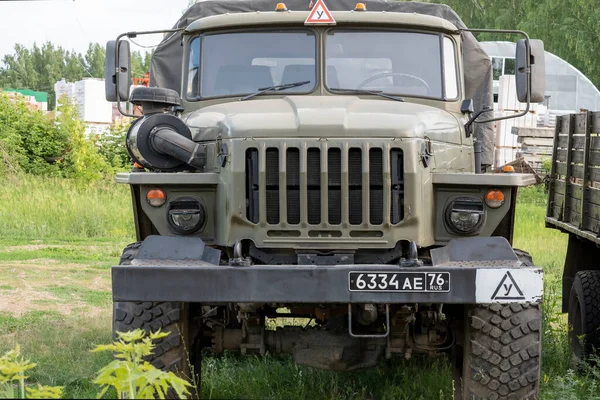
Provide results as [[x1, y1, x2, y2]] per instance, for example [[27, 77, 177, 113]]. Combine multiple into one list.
[[485, 189, 505, 209], [147, 188, 167, 207], [276, 3, 288, 11], [354, 2, 366, 10]]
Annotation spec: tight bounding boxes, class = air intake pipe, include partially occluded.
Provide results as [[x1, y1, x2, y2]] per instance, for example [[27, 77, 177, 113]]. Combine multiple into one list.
[[126, 113, 206, 171]]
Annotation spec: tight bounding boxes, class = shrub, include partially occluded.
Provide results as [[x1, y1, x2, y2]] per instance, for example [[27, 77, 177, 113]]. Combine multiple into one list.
[[96, 122, 131, 170], [0, 93, 114, 181], [54, 96, 110, 181], [0, 345, 63, 399], [91, 329, 193, 399]]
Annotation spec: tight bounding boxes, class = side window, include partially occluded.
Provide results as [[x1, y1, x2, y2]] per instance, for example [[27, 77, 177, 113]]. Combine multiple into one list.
[[492, 57, 504, 81], [443, 37, 458, 99], [187, 37, 201, 98], [504, 58, 516, 75]]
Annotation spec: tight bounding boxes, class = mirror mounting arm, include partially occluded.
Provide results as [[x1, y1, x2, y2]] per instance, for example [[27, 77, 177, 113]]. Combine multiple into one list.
[[458, 28, 532, 126], [465, 106, 493, 138], [114, 28, 183, 118]]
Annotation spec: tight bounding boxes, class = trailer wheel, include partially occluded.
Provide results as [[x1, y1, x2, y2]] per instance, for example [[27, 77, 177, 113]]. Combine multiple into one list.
[[461, 303, 542, 400], [113, 243, 194, 384], [568, 270, 600, 364]]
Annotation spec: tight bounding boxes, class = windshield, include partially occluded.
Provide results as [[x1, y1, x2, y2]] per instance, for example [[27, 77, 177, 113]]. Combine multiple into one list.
[[187, 31, 317, 99], [326, 30, 458, 99]]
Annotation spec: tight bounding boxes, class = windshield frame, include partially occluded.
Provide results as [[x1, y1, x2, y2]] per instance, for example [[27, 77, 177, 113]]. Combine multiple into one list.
[[324, 27, 461, 102], [184, 27, 320, 102]]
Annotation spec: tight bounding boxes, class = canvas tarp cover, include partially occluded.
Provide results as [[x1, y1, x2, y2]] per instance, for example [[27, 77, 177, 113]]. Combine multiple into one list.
[[150, 0, 494, 165]]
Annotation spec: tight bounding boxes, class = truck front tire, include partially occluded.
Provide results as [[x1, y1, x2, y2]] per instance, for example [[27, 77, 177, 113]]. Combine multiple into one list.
[[461, 303, 542, 400], [112, 243, 191, 374]]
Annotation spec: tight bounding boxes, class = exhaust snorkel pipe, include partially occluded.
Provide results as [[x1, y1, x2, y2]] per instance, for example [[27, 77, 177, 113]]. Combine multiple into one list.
[[126, 113, 206, 171], [150, 126, 206, 170], [125, 87, 206, 171]]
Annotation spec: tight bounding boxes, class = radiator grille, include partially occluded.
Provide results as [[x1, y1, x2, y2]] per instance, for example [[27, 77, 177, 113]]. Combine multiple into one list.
[[266, 148, 279, 224], [328, 148, 342, 224], [245, 146, 404, 227], [307, 148, 321, 224]]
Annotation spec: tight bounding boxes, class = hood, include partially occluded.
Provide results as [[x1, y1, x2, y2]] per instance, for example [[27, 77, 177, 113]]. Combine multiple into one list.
[[185, 96, 460, 141]]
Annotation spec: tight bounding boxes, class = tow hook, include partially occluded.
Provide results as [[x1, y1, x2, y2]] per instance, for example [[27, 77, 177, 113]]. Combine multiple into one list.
[[229, 240, 252, 267], [399, 241, 423, 267]]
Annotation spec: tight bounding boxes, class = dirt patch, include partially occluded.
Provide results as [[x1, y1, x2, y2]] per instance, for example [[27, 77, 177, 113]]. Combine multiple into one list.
[[1, 244, 104, 252], [0, 261, 111, 317], [0, 288, 72, 316], [1, 244, 68, 252]]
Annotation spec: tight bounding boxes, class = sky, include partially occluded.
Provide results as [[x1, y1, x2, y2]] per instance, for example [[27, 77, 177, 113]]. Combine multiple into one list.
[[0, 0, 191, 58]]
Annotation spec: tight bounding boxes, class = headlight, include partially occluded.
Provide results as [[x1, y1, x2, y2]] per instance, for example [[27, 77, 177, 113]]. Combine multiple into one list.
[[167, 197, 206, 234], [445, 197, 484, 234]]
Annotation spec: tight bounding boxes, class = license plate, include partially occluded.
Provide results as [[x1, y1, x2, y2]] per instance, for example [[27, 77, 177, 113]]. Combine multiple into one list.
[[348, 272, 450, 292]]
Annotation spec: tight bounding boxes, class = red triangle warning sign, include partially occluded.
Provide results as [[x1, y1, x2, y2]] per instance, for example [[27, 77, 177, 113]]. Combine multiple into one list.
[[305, 0, 336, 25]]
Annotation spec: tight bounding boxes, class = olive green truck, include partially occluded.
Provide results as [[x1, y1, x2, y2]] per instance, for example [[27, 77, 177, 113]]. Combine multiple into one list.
[[105, 0, 547, 398], [546, 111, 600, 365]]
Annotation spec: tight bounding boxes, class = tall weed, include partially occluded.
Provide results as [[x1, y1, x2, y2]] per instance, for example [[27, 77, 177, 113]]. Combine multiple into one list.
[[0, 174, 134, 240]]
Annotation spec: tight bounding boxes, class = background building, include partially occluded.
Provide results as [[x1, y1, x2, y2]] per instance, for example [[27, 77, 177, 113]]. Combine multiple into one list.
[[54, 78, 113, 136], [2, 88, 48, 111], [481, 41, 600, 112]]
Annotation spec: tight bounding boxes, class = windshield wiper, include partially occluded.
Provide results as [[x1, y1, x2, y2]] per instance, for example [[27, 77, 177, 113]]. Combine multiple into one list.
[[329, 88, 404, 102], [239, 81, 311, 101]]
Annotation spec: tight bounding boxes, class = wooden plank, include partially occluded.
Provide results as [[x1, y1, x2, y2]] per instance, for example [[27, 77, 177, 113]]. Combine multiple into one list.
[[566, 209, 600, 235], [554, 180, 582, 200], [592, 111, 600, 133], [550, 204, 562, 220], [556, 163, 600, 184], [556, 149, 600, 166], [562, 114, 576, 221], [580, 111, 593, 229], [590, 187, 600, 206], [560, 114, 570, 134], [512, 126, 555, 138], [574, 113, 589, 134], [518, 137, 554, 147], [547, 116, 561, 219], [557, 134, 600, 150], [519, 145, 553, 155]]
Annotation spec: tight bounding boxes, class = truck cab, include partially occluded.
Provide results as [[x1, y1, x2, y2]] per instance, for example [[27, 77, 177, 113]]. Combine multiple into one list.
[[106, 1, 546, 398]]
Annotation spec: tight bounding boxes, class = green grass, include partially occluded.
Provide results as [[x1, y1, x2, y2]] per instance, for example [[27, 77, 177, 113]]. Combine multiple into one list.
[[202, 354, 452, 400], [0, 180, 598, 399], [44, 285, 111, 307], [0, 174, 134, 240], [0, 310, 62, 334], [0, 244, 125, 264], [0, 312, 115, 399]]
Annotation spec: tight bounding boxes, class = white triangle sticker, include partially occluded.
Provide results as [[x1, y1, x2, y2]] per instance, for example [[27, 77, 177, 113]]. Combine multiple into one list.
[[305, 0, 336, 25]]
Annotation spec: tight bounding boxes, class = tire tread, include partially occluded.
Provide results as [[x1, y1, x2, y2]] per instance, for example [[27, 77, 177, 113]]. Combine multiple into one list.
[[113, 242, 187, 373]]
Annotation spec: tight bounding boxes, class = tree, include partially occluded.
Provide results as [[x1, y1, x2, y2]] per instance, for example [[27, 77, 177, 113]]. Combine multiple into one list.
[[423, 0, 600, 90], [85, 43, 106, 78]]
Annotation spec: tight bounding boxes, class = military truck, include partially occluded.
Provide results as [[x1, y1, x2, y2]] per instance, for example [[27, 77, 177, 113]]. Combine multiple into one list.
[[105, 0, 546, 398], [546, 111, 600, 364]]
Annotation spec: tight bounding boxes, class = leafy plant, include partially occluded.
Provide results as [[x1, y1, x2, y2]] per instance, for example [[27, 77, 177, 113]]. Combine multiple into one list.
[[55, 96, 110, 182], [541, 156, 552, 175], [0, 93, 111, 181], [96, 122, 131, 170], [0, 345, 63, 399], [91, 329, 192, 399]]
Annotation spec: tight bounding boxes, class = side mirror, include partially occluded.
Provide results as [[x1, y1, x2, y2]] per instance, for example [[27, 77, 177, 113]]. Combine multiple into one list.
[[515, 39, 545, 103], [104, 40, 131, 102]]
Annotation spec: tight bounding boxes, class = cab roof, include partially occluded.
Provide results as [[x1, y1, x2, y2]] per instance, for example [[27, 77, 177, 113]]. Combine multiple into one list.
[[184, 10, 459, 33]]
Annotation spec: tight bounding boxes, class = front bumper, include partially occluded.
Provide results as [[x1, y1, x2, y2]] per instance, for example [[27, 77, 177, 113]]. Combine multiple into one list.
[[112, 263, 543, 304]]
